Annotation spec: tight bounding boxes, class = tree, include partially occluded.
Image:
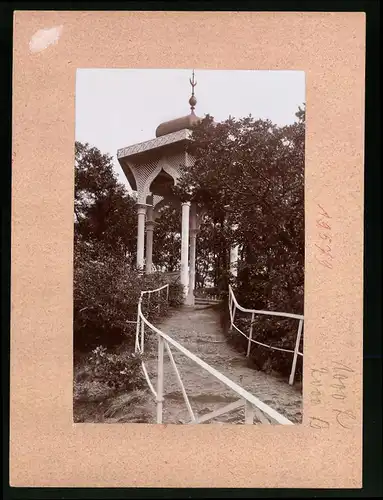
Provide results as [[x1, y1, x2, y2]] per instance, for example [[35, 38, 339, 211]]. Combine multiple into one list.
[[175, 106, 305, 314], [74, 142, 136, 349], [174, 107, 305, 378], [152, 204, 181, 272], [74, 141, 137, 262]]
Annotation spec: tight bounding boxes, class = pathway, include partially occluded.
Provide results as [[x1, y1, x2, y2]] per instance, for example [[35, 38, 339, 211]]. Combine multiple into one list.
[[144, 305, 302, 424]]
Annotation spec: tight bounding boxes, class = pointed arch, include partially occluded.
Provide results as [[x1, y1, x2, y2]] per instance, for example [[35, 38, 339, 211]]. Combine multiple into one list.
[[139, 156, 181, 203]]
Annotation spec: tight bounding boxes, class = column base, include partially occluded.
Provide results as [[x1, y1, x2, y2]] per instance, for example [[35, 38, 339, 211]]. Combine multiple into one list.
[[185, 292, 195, 306]]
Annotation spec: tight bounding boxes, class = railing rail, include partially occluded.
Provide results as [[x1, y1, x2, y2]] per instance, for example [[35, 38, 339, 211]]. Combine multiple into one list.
[[134, 284, 294, 426], [228, 285, 304, 385]]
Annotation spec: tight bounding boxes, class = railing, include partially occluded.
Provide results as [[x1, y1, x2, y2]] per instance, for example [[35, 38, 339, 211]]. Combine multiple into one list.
[[194, 287, 220, 302], [228, 285, 304, 386], [134, 283, 169, 352], [135, 284, 294, 425]]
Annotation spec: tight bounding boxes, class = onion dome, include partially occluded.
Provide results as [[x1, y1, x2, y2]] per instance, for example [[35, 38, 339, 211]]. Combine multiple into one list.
[[156, 111, 201, 137], [155, 69, 201, 138]]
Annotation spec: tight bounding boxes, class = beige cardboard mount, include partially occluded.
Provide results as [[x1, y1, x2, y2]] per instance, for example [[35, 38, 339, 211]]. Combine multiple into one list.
[[11, 11, 365, 488]]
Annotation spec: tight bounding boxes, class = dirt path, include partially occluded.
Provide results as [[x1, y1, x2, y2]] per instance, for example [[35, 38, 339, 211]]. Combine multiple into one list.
[[143, 305, 302, 425]]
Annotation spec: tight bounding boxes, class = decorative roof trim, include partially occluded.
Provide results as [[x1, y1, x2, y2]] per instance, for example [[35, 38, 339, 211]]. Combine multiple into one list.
[[117, 129, 191, 159]]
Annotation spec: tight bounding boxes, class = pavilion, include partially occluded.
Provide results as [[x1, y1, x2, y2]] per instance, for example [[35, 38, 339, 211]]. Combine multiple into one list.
[[117, 71, 238, 305]]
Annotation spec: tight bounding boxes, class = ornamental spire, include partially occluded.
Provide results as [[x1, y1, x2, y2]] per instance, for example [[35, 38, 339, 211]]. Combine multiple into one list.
[[189, 69, 197, 113]]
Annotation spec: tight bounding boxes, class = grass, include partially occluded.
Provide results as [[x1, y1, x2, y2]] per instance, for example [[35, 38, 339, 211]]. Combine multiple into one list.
[[73, 347, 155, 423], [103, 391, 155, 423]]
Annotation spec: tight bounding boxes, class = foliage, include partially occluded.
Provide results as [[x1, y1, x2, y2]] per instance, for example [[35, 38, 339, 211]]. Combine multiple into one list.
[[168, 281, 185, 307], [87, 346, 142, 392], [151, 204, 234, 291], [74, 237, 138, 350], [73, 142, 184, 352], [103, 391, 154, 423], [74, 237, 183, 351], [152, 204, 181, 272], [73, 142, 185, 423], [221, 305, 303, 380], [175, 108, 305, 312], [74, 141, 137, 264], [195, 214, 231, 291], [174, 107, 305, 375], [73, 353, 153, 423]]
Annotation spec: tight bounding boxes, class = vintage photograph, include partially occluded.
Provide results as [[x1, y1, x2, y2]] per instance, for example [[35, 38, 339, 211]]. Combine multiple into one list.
[[73, 68, 305, 425]]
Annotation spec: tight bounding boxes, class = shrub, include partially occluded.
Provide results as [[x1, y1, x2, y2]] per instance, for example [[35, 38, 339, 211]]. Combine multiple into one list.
[[73, 240, 184, 352], [194, 286, 219, 299], [103, 390, 155, 423], [86, 346, 143, 392], [221, 300, 303, 382], [168, 282, 184, 307], [73, 349, 150, 423], [74, 239, 140, 350]]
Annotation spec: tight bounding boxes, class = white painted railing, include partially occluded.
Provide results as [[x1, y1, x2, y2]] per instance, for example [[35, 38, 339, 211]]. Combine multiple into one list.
[[135, 284, 294, 425], [228, 285, 304, 386]]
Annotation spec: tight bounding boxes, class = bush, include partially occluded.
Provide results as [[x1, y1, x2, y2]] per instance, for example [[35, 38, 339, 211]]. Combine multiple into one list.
[[73, 239, 184, 352], [74, 346, 144, 402], [103, 391, 155, 423], [73, 348, 152, 423], [87, 346, 143, 391], [168, 282, 184, 307], [221, 299, 303, 382], [74, 239, 139, 350], [194, 286, 219, 299]]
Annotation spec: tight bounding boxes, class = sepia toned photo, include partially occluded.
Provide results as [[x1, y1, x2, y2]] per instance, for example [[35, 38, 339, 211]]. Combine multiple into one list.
[[73, 68, 305, 425]]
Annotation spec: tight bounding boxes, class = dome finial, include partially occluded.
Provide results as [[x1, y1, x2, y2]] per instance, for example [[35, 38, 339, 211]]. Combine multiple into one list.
[[189, 69, 197, 113]]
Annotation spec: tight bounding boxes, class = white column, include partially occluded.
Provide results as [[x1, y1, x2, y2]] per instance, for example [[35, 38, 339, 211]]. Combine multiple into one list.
[[186, 203, 197, 306], [145, 221, 154, 274], [180, 201, 190, 300], [230, 244, 239, 277], [136, 204, 146, 270], [189, 229, 197, 291], [145, 202, 154, 274]]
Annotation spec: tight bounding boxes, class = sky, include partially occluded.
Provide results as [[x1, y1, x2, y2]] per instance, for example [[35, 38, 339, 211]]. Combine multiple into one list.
[[75, 69, 305, 191]]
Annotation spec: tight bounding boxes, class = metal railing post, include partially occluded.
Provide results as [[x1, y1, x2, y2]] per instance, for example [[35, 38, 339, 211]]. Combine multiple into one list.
[[289, 319, 303, 386], [244, 400, 255, 424], [156, 335, 165, 424], [230, 304, 236, 332], [165, 342, 196, 423], [247, 311, 255, 357], [135, 297, 142, 352], [140, 313, 145, 353], [229, 288, 236, 333]]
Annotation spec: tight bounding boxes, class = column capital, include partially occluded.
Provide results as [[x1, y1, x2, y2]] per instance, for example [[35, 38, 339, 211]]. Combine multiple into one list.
[[137, 203, 147, 215], [190, 228, 199, 237], [181, 201, 191, 207]]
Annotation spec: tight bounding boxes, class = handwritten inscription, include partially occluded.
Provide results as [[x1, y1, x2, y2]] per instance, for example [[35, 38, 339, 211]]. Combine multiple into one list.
[[309, 361, 356, 430], [310, 367, 328, 406], [309, 416, 330, 429], [315, 204, 334, 269], [331, 361, 356, 429]]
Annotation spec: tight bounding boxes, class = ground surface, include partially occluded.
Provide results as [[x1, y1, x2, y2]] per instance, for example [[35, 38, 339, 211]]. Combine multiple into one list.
[[143, 305, 302, 425], [74, 305, 302, 425]]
